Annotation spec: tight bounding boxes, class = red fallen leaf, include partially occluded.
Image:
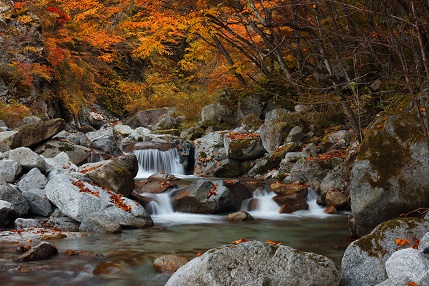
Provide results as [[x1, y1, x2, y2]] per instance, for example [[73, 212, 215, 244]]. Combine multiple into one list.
[[196, 252, 203, 257], [407, 282, 418, 286], [266, 240, 282, 245], [231, 238, 248, 245]]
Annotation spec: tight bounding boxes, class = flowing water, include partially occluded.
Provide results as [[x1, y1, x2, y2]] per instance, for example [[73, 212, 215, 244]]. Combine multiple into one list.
[[0, 147, 351, 285]]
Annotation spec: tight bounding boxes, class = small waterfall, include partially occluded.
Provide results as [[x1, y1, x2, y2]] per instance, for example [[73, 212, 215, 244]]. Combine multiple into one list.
[[134, 148, 186, 177], [146, 193, 174, 215], [250, 189, 280, 212]]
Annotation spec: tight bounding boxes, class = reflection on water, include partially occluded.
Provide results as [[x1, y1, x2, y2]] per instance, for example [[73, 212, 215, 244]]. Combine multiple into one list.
[[0, 216, 350, 286]]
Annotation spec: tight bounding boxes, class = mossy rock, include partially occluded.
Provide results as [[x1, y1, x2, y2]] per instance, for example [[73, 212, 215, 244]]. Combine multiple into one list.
[[350, 107, 429, 235], [342, 217, 429, 286]]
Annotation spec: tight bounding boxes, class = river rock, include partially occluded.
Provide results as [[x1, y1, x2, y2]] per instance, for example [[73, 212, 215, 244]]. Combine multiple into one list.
[[0, 159, 22, 183], [15, 242, 58, 262], [8, 147, 49, 171], [45, 174, 153, 229], [80, 160, 135, 197], [17, 168, 48, 192], [341, 217, 429, 286], [34, 140, 91, 165], [153, 255, 189, 275], [194, 131, 227, 177], [224, 132, 266, 160], [79, 211, 122, 234], [350, 109, 429, 235], [0, 200, 12, 227], [380, 248, 429, 285], [22, 189, 54, 216], [227, 210, 254, 221], [113, 124, 134, 141], [171, 180, 251, 214], [0, 181, 29, 217], [259, 122, 294, 153], [270, 182, 308, 196], [165, 240, 341, 286], [213, 158, 254, 178], [134, 180, 177, 194], [8, 118, 65, 149], [274, 194, 309, 213]]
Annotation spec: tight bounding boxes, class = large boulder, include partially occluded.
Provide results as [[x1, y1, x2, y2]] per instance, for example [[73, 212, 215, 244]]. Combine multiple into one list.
[[342, 217, 429, 286], [15, 242, 58, 262], [201, 103, 236, 127], [34, 140, 91, 165], [45, 174, 153, 229], [0, 159, 22, 183], [153, 255, 189, 275], [8, 147, 49, 171], [259, 122, 294, 153], [194, 131, 227, 177], [22, 189, 54, 217], [350, 110, 429, 235], [17, 168, 48, 192], [171, 180, 252, 214], [79, 211, 122, 234], [79, 158, 135, 197], [224, 132, 266, 160], [8, 118, 65, 149], [0, 200, 12, 227], [0, 181, 29, 218], [166, 240, 341, 286]]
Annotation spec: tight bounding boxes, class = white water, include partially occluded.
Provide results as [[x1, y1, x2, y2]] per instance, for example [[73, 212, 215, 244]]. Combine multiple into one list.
[[142, 187, 331, 225], [134, 148, 186, 178]]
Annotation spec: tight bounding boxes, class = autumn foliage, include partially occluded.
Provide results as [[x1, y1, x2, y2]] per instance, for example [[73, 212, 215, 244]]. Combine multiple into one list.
[[1, 0, 429, 125]]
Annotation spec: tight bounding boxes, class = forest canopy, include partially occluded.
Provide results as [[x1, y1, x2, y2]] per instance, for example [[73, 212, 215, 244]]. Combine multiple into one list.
[[1, 0, 429, 130]]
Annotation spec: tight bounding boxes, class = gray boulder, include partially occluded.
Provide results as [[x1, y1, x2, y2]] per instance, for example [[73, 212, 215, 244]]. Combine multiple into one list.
[[17, 168, 48, 192], [44, 152, 78, 172], [79, 211, 122, 233], [286, 126, 305, 143], [171, 180, 251, 214], [22, 189, 54, 216], [8, 147, 49, 171], [342, 218, 429, 286], [35, 140, 91, 165], [224, 132, 266, 160], [194, 131, 227, 177], [0, 200, 12, 227], [259, 122, 294, 153], [45, 174, 153, 228], [0, 159, 22, 182], [166, 240, 341, 286], [237, 94, 265, 120], [381, 248, 429, 285], [0, 182, 29, 217], [201, 103, 236, 126], [350, 110, 429, 235]]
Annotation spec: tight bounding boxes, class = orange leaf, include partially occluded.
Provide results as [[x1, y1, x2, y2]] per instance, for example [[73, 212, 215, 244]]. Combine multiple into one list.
[[231, 238, 248, 245], [266, 240, 282, 245]]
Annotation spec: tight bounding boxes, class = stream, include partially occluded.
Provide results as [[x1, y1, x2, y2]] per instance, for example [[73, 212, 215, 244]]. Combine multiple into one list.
[[0, 148, 352, 285]]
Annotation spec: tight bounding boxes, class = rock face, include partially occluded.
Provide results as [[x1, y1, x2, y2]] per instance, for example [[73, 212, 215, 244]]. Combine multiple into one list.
[[166, 240, 341, 286], [45, 174, 153, 230], [171, 180, 252, 214], [350, 111, 429, 235], [194, 131, 227, 177], [341, 218, 429, 286]]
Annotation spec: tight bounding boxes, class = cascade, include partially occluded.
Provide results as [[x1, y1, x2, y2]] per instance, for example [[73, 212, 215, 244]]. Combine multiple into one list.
[[134, 148, 186, 178]]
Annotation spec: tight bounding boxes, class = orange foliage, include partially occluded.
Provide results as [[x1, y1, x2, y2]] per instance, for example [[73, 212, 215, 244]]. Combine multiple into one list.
[[110, 194, 131, 212], [231, 238, 248, 245], [395, 238, 410, 247]]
